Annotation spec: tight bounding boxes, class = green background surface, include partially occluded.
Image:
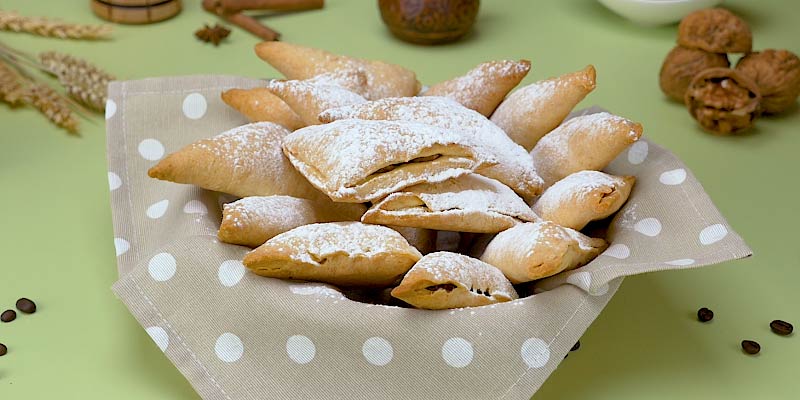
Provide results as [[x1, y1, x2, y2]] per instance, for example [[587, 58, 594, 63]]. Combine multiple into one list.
[[0, 0, 797, 398]]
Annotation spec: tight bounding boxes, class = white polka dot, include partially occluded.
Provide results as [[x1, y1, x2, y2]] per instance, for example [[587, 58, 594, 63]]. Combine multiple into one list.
[[105, 99, 117, 120], [182, 93, 207, 120], [659, 168, 687, 185], [566, 271, 592, 291], [215, 332, 244, 363], [218, 260, 245, 287], [441, 338, 473, 368], [627, 141, 648, 164], [108, 172, 122, 191], [145, 326, 169, 352], [634, 217, 662, 237], [148, 252, 176, 282], [602, 243, 630, 259], [286, 335, 315, 364], [699, 224, 728, 245], [114, 237, 130, 256], [183, 199, 208, 214], [138, 139, 165, 161], [362, 337, 393, 366], [665, 258, 695, 266], [146, 199, 169, 219], [521, 338, 550, 368]]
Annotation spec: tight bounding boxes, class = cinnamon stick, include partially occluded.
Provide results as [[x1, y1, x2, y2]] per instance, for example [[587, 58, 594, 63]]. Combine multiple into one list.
[[202, 0, 282, 41], [218, 0, 324, 13]]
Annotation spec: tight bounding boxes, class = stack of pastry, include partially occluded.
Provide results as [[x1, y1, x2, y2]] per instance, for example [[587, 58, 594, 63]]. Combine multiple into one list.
[[148, 42, 643, 310]]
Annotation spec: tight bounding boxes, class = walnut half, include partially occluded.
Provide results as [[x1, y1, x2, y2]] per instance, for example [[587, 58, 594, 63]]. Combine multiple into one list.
[[685, 68, 761, 135], [736, 49, 800, 114]]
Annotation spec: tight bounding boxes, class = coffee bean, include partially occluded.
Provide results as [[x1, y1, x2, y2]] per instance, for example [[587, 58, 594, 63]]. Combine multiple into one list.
[[0, 343, 6, 356], [0, 310, 15, 323], [770, 320, 793, 336], [15, 298, 36, 314], [741, 340, 760, 355], [571, 341, 581, 352], [697, 307, 714, 322]]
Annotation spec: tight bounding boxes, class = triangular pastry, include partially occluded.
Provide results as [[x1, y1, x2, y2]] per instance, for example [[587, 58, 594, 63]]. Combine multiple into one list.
[[533, 171, 635, 230], [267, 78, 367, 126], [319, 96, 544, 199], [148, 122, 323, 200], [362, 174, 538, 233], [422, 59, 531, 116], [391, 252, 518, 310], [221, 88, 304, 130], [218, 195, 367, 248], [282, 119, 491, 203], [490, 65, 597, 151], [255, 41, 421, 100], [480, 221, 608, 284], [243, 222, 422, 287], [531, 112, 643, 187]]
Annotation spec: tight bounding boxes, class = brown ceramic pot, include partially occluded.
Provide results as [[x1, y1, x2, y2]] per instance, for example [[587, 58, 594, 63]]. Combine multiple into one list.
[[378, 0, 479, 45]]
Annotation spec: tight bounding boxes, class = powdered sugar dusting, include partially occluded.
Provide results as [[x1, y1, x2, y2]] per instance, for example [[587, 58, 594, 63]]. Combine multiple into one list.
[[534, 171, 626, 217], [410, 252, 518, 300]]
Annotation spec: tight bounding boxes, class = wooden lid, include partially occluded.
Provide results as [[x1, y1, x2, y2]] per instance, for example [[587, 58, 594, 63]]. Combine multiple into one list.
[[91, 0, 182, 24]]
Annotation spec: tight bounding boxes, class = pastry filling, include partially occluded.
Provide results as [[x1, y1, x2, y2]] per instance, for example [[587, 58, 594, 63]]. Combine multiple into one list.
[[374, 154, 441, 174], [425, 283, 457, 292]]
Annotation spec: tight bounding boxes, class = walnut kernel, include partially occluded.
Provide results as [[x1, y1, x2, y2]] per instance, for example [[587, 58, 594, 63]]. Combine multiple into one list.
[[660, 46, 729, 101], [684, 68, 761, 134], [678, 8, 752, 53], [736, 49, 800, 114]]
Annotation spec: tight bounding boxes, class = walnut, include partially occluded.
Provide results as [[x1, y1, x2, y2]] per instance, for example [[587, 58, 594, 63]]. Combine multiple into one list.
[[660, 46, 729, 101], [736, 49, 800, 114], [678, 8, 752, 53], [684, 68, 761, 135]]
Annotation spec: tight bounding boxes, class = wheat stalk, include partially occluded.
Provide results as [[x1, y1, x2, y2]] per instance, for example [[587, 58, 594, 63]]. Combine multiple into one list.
[[0, 10, 112, 40], [22, 83, 79, 133], [39, 52, 114, 112], [0, 59, 26, 106]]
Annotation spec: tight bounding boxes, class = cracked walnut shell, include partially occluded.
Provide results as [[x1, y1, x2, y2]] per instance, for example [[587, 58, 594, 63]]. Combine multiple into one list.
[[678, 8, 752, 53], [660, 46, 729, 101], [685, 68, 761, 135], [736, 49, 800, 114]]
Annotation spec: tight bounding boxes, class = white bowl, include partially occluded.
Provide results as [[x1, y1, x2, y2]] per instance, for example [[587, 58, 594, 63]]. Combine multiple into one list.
[[598, 0, 723, 26]]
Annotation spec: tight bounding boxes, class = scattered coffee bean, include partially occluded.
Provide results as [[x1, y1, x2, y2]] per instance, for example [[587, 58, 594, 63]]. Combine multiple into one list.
[[15, 298, 36, 314], [770, 320, 793, 336], [741, 340, 760, 355], [0, 309, 16, 323], [0, 343, 6, 356], [571, 341, 581, 352], [697, 307, 714, 322]]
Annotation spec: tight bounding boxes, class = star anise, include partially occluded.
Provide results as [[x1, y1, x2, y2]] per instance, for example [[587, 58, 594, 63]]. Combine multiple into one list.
[[195, 23, 231, 46]]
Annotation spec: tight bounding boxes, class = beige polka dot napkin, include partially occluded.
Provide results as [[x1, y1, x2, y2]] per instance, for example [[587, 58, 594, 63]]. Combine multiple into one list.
[[106, 76, 751, 400]]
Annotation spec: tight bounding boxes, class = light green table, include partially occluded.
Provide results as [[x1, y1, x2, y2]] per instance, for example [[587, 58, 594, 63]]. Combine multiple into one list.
[[1, 0, 797, 398]]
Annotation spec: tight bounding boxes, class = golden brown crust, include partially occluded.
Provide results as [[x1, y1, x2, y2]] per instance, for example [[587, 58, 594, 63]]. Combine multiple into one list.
[[677, 8, 752, 53], [266, 78, 366, 126], [736, 49, 800, 114], [220, 88, 305, 130], [423, 59, 531, 116], [659, 46, 729, 102], [684, 67, 761, 135]]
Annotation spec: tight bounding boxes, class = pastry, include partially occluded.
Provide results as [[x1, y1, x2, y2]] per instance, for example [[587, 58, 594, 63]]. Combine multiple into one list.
[[390, 252, 518, 310], [148, 122, 325, 200], [282, 119, 490, 203], [388, 225, 437, 255], [480, 221, 607, 284], [218, 195, 367, 248], [533, 171, 635, 230], [422, 59, 531, 116], [220, 88, 305, 130], [362, 174, 538, 233], [243, 222, 422, 287], [319, 96, 544, 199], [530, 112, 643, 187], [490, 65, 596, 151], [254, 41, 421, 100], [267, 78, 367, 126]]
